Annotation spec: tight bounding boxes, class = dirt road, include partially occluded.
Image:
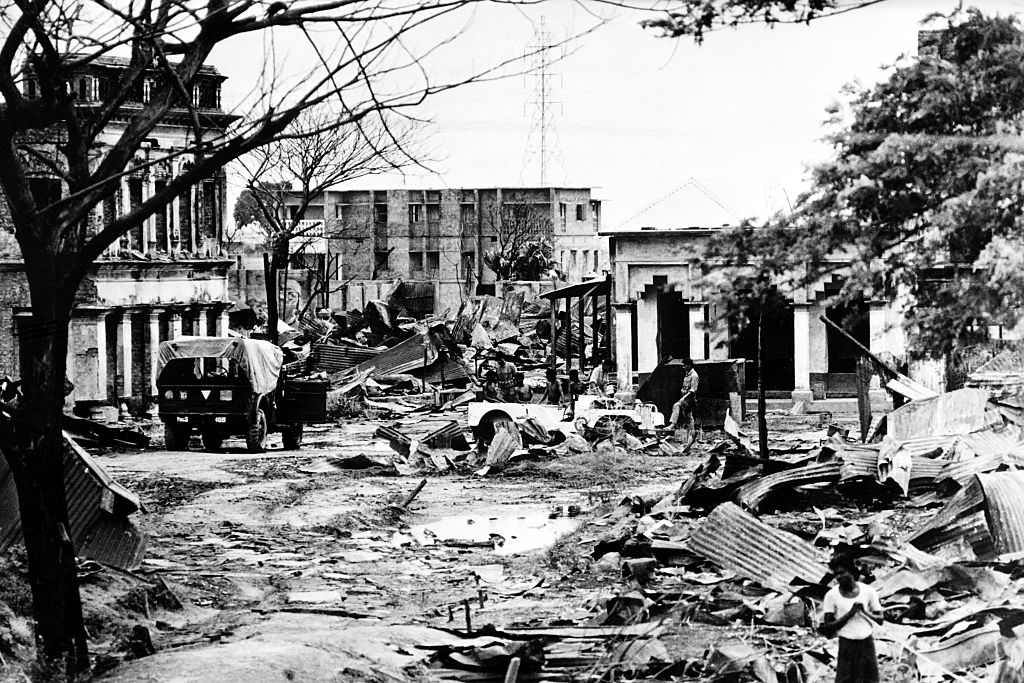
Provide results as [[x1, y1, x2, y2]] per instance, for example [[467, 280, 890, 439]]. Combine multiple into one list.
[[78, 414, 698, 681]]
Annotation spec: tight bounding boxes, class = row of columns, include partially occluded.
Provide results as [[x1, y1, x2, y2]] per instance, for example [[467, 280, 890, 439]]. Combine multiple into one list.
[[111, 176, 217, 256], [613, 295, 898, 402], [71, 304, 230, 405]]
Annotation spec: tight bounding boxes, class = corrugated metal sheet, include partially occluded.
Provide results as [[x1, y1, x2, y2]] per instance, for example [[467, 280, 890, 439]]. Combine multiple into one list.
[[355, 330, 438, 378], [310, 343, 379, 373], [734, 462, 842, 512], [687, 502, 829, 592], [977, 472, 1024, 556], [79, 514, 148, 570], [0, 434, 146, 569], [906, 478, 996, 560], [971, 347, 1024, 375], [936, 453, 1024, 488], [954, 430, 1024, 459], [888, 388, 999, 441], [836, 445, 880, 482]]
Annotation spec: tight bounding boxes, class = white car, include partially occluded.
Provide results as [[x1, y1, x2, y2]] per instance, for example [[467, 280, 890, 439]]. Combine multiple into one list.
[[467, 394, 665, 442]]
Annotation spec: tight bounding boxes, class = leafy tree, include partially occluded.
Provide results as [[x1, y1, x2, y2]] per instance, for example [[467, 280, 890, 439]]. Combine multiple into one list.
[[639, 0, 890, 42], [482, 196, 564, 281], [702, 10, 1024, 364], [0, 0, 580, 673]]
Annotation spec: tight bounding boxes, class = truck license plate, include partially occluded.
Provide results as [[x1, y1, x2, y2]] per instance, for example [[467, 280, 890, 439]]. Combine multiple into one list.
[[215, 417, 226, 423], [176, 416, 188, 423]]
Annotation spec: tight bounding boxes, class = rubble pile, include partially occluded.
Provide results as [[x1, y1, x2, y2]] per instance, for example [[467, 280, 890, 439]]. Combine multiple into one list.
[[551, 362, 1024, 682]]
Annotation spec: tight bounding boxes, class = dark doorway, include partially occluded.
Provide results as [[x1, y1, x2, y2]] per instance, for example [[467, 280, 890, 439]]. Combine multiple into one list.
[[826, 298, 869, 373], [731, 289, 794, 393], [657, 290, 689, 363]]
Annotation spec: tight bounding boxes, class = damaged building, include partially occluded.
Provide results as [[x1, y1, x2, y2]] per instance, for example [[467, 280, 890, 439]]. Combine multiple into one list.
[[232, 187, 607, 318], [605, 181, 953, 409], [0, 56, 237, 418]]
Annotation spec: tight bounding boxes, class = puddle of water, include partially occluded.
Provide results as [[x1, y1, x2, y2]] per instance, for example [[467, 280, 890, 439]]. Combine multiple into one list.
[[410, 507, 582, 555]]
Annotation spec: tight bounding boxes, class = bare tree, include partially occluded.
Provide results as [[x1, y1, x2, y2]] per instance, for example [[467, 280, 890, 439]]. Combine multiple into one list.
[[0, 1, 587, 673], [482, 195, 563, 281], [237, 107, 421, 329]]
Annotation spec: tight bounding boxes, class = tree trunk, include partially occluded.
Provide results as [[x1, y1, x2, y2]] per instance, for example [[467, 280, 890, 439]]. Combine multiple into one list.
[[5, 286, 89, 675], [757, 305, 769, 461], [264, 252, 279, 345]]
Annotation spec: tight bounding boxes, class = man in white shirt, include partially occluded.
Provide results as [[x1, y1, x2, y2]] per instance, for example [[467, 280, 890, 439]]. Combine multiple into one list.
[[821, 555, 883, 683]]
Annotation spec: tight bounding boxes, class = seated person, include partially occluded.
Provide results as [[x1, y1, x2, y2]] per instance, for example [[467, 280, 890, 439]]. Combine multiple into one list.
[[567, 369, 586, 398], [540, 367, 562, 405], [513, 372, 533, 403], [588, 359, 615, 396], [481, 370, 500, 401]]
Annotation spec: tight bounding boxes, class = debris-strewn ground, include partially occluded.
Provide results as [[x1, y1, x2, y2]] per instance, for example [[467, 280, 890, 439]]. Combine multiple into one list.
[[5, 389, 1024, 682]]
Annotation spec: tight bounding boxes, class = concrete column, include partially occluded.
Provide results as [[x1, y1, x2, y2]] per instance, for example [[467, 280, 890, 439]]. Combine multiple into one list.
[[190, 185, 199, 253], [145, 173, 156, 253], [792, 303, 813, 403], [170, 311, 182, 339], [687, 302, 707, 361], [147, 309, 161, 395], [195, 307, 208, 337], [635, 292, 659, 373], [217, 309, 230, 336], [116, 311, 132, 399], [613, 302, 634, 393], [809, 302, 829, 374], [171, 194, 181, 251]]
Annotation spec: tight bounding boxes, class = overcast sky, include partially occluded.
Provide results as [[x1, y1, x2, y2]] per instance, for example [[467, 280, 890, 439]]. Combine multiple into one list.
[[213, 0, 1024, 231]]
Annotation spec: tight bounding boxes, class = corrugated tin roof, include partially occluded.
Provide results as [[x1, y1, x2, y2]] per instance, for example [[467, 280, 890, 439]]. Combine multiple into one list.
[[734, 462, 842, 512], [888, 388, 999, 441], [687, 502, 829, 592], [936, 453, 1024, 488], [954, 430, 1024, 459], [977, 472, 1024, 556], [354, 331, 434, 378], [79, 514, 148, 570], [0, 433, 146, 570], [906, 478, 996, 561], [310, 343, 379, 373], [971, 347, 1024, 375]]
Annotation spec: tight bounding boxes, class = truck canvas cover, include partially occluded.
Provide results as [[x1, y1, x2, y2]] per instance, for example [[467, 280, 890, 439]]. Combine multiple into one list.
[[157, 337, 283, 395]]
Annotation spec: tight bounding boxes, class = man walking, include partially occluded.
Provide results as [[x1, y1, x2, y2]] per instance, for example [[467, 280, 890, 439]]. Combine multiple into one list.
[[669, 358, 699, 447], [820, 555, 883, 683]]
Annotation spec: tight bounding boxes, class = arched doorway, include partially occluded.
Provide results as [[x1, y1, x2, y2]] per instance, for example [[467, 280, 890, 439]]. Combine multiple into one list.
[[730, 288, 795, 395]]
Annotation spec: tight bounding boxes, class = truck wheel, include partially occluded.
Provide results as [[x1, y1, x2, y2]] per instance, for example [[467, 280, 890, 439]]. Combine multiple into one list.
[[246, 406, 268, 453], [282, 423, 304, 450], [201, 428, 225, 452], [164, 424, 190, 451]]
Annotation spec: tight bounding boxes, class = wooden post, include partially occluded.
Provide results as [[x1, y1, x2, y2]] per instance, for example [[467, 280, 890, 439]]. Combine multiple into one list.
[[549, 280, 557, 372], [565, 296, 572, 372], [577, 294, 586, 370], [592, 287, 600, 360], [605, 274, 612, 361]]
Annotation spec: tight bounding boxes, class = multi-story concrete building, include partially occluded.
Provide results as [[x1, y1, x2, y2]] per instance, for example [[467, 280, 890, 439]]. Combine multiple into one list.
[[266, 186, 605, 314], [0, 56, 236, 416]]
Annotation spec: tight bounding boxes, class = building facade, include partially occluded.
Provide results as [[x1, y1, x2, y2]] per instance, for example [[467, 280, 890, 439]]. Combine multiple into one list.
[[607, 227, 915, 406], [263, 186, 606, 315], [0, 56, 236, 416]]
